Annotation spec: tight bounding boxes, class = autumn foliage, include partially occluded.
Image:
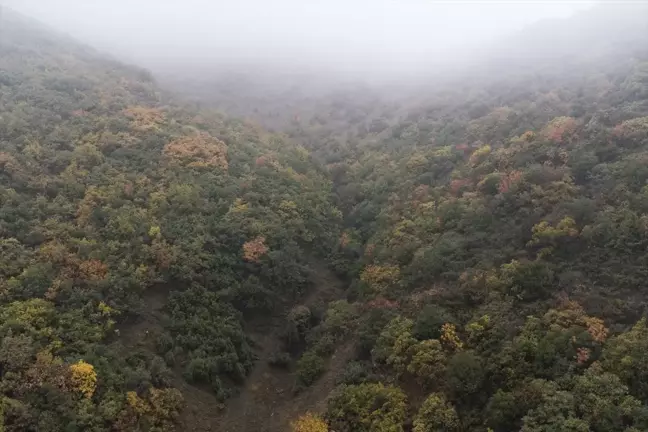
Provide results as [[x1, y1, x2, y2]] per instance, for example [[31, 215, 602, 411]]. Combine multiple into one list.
[[469, 144, 492, 167], [163, 133, 229, 169], [243, 236, 269, 262], [360, 264, 400, 294], [339, 231, 351, 248], [69, 360, 97, 398], [116, 388, 183, 431], [24, 350, 70, 393], [575, 347, 591, 365], [542, 116, 578, 144], [255, 154, 280, 169], [440, 323, 463, 351], [613, 116, 648, 143], [450, 179, 471, 195], [123, 106, 165, 130], [584, 316, 609, 343], [365, 297, 399, 310], [291, 413, 328, 432], [78, 259, 109, 281], [498, 170, 523, 193], [5, 5, 648, 432], [0, 152, 20, 175]]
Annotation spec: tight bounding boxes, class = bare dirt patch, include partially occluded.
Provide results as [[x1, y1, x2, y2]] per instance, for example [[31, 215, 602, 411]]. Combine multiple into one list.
[[111, 284, 225, 431], [111, 261, 349, 432], [215, 261, 349, 432]]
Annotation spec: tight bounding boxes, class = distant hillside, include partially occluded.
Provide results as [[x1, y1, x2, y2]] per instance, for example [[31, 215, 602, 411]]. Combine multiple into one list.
[[155, 4, 648, 432], [491, 3, 648, 63], [279, 6, 648, 432], [5, 3, 648, 432], [0, 8, 343, 432]]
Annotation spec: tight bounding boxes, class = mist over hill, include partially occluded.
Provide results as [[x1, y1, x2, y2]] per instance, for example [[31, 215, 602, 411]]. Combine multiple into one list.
[[2, 2, 648, 432]]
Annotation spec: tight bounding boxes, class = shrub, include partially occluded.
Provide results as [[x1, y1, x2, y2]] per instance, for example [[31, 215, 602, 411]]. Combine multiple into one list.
[[296, 351, 326, 388], [337, 361, 371, 385]]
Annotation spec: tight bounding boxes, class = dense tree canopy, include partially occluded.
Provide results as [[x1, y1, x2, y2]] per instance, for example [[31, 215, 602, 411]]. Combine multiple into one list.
[[3, 3, 648, 432], [0, 10, 342, 431]]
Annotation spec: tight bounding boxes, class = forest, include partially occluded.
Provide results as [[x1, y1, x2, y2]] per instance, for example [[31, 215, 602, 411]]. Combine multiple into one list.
[[2, 3, 648, 432]]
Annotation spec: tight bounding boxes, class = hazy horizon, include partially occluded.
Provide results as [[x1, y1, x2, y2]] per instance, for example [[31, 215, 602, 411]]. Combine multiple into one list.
[[4, 0, 596, 78]]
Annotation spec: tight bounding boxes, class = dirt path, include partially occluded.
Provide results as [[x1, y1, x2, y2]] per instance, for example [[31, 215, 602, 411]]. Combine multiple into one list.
[[111, 285, 225, 431], [216, 260, 349, 432], [174, 379, 224, 431], [111, 261, 349, 432]]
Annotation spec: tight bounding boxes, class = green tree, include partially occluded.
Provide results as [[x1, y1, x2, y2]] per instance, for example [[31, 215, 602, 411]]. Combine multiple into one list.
[[602, 318, 648, 400], [446, 351, 485, 399], [296, 350, 326, 387], [372, 317, 416, 375], [327, 383, 407, 432], [407, 340, 447, 387], [413, 393, 459, 432]]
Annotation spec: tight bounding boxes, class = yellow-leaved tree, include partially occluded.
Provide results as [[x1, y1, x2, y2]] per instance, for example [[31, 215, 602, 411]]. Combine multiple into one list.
[[440, 323, 463, 351], [69, 360, 97, 398], [291, 413, 328, 432], [360, 264, 400, 295]]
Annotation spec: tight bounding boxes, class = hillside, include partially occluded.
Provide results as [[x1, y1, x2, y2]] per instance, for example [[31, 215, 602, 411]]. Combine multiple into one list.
[[4, 3, 648, 432], [293, 7, 648, 432], [0, 10, 344, 432], [156, 4, 648, 432]]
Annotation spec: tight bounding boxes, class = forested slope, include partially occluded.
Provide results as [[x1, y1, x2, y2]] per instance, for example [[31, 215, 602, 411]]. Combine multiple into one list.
[[162, 4, 648, 432], [0, 10, 343, 431], [5, 3, 648, 432], [285, 6, 648, 432]]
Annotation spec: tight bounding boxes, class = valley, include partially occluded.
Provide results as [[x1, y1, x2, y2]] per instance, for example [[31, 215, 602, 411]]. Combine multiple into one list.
[[2, 3, 648, 432]]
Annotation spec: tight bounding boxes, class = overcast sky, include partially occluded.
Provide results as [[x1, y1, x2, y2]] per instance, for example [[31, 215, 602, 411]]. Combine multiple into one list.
[[5, 0, 595, 75]]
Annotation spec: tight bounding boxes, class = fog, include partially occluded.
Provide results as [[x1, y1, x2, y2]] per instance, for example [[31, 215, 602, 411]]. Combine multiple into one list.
[[6, 0, 595, 78]]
